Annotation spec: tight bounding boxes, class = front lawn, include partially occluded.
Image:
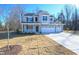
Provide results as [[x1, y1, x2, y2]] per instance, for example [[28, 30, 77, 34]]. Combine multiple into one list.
[[0, 32, 76, 55]]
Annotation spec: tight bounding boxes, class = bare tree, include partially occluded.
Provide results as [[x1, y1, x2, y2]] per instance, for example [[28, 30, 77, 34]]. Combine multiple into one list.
[[0, 8, 5, 31], [0, 19, 2, 28], [73, 6, 78, 31], [7, 5, 24, 31], [58, 10, 65, 23], [64, 5, 73, 30], [4, 5, 25, 51], [0, 7, 9, 31]]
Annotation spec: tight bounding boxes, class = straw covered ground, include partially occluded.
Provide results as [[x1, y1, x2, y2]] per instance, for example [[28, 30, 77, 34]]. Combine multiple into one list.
[[0, 33, 76, 55]]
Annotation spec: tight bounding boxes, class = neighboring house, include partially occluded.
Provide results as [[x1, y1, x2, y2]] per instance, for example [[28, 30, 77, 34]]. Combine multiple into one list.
[[20, 10, 64, 34]]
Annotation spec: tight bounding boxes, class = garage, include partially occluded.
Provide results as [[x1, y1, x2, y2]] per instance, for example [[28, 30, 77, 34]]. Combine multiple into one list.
[[40, 25, 63, 34]]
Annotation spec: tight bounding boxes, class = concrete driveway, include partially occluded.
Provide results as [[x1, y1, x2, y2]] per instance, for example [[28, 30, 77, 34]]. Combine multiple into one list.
[[45, 31, 79, 55]]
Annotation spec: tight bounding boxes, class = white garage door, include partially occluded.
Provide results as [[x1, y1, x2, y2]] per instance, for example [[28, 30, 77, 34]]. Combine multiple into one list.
[[56, 27, 62, 32], [41, 27, 55, 33], [41, 25, 63, 33], [41, 26, 55, 33]]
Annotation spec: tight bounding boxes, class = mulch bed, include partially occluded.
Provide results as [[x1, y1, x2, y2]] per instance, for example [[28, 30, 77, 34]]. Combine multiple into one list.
[[0, 45, 22, 55]]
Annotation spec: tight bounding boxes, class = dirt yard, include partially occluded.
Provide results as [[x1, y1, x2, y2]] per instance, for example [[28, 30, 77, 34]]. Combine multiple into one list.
[[0, 32, 76, 55]]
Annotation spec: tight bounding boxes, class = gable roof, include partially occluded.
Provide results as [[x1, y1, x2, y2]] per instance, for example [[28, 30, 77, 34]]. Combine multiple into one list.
[[50, 15, 54, 17], [37, 10, 49, 15]]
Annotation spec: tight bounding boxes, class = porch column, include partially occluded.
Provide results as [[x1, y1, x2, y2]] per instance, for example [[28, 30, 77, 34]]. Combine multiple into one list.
[[33, 16, 35, 22], [22, 24, 23, 32], [33, 16, 35, 33], [55, 25, 56, 33], [39, 25, 41, 33]]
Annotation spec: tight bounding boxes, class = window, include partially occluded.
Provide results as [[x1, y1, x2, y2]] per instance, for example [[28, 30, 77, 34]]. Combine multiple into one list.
[[35, 17, 38, 22], [43, 16, 47, 21], [27, 25, 33, 29], [27, 17, 33, 23], [50, 17, 54, 21], [50, 18, 53, 23], [50, 18, 52, 21], [28, 25, 33, 29]]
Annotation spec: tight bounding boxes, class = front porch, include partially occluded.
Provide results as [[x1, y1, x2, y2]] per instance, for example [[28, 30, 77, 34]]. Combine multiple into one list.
[[22, 24, 40, 34]]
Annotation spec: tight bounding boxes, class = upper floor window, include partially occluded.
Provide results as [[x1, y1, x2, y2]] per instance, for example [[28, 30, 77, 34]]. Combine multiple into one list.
[[43, 16, 47, 21], [35, 17, 38, 22], [50, 18, 53, 21], [27, 17, 33, 23]]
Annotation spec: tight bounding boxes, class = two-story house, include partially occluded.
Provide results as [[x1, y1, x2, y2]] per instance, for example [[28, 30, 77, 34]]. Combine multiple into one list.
[[20, 10, 64, 34]]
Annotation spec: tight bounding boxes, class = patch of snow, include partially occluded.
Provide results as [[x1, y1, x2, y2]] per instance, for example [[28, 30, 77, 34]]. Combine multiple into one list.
[[45, 32, 79, 54]]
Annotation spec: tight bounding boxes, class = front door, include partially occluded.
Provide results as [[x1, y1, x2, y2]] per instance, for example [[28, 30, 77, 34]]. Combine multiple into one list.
[[36, 26, 39, 32]]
